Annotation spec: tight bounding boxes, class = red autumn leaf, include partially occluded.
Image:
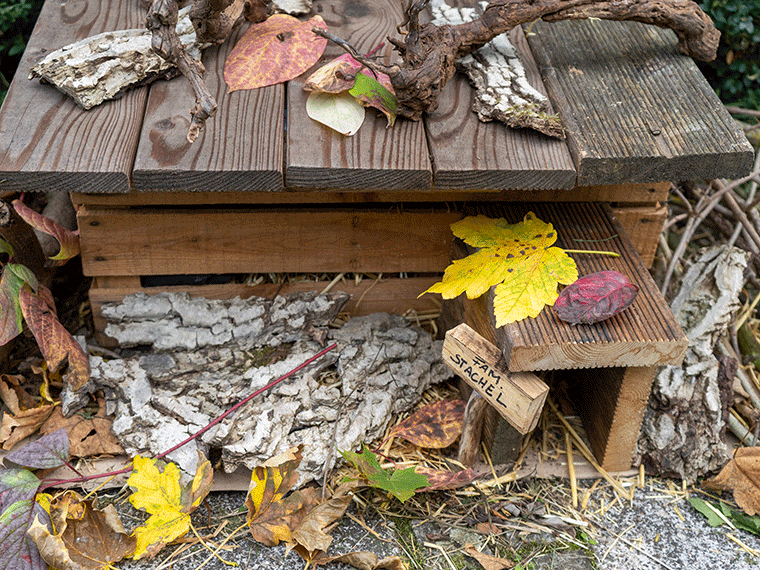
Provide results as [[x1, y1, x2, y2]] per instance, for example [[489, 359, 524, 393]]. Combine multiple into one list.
[[553, 270, 638, 325], [12, 200, 80, 262], [224, 14, 327, 92], [19, 287, 90, 391], [390, 399, 466, 448]]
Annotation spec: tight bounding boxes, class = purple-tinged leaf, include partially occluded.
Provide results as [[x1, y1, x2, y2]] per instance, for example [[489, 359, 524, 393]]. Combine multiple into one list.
[[5, 264, 38, 293], [0, 267, 25, 346], [553, 270, 638, 325], [19, 288, 89, 391], [5, 428, 69, 469], [12, 199, 80, 262], [0, 469, 40, 512], [0, 500, 49, 570]]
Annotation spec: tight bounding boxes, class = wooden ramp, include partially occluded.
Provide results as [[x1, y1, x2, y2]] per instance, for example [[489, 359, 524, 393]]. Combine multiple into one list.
[[441, 202, 688, 471]]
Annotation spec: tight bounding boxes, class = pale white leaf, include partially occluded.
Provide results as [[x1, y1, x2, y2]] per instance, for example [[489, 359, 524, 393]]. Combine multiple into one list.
[[306, 91, 365, 136]]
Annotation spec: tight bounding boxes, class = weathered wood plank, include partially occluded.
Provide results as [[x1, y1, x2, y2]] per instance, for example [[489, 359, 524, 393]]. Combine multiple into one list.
[[132, 23, 284, 191], [611, 203, 668, 268], [527, 19, 754, 186], [71, 181, 670, 207], [443, 323, 548, 434], [286, 0, 432, 191], [0, 0, 146, 193], [557, 366, 657, 472], [89, 275, 442, 346], [78, 206, 460, 276], [441, 202, 688, 371], [426, 26, 576, 190]]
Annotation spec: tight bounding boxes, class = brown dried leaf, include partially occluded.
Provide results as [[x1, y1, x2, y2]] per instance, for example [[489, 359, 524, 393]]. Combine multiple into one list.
[[0, 402, 57, 450], [464, 542, 514, 570], [414, 466, 480, 491], [249, 486, 320, 546], [390, 400, 466, 448], [315, 551, 408, 570], [0, 374, 37, 412], [19, 287, 90, 391], [224, 14, 327, 91], [40, 398, 124, 457], [28, 490, 136, 570], [708, 447, 760, 515], [290, 482, 354, 560]]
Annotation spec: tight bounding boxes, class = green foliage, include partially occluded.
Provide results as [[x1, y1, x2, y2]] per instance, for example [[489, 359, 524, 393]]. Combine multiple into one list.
[[699, 0, 760, 109], [340, 444, 429, 502], [0, 0, 43, 104]]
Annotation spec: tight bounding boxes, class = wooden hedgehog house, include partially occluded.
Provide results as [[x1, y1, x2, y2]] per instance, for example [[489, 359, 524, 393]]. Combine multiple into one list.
[[0, 0, 753, 472]]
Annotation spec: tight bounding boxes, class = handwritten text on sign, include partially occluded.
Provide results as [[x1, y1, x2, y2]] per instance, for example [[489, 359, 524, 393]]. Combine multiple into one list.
[[447, 351, 513, 412]]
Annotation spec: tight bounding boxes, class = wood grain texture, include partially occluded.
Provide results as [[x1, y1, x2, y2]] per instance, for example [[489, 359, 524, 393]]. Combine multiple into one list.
[[425, 26, 576, 190], [286, 0, 432, 191], [132, 23, 285, 191], [443, 202, 688, 371], [444, 323, 548, 434], [70, 181, 670, 207], [527, 19, 754, 186], [559, 366, 657, 471], [89, 275, 442, 345], [0, 0, 146, 193], [611, 203, 668, 268], [78, 205, 460, 276]]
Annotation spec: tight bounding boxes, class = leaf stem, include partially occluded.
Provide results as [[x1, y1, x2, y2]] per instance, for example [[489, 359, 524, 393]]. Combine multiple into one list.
[[40, 343, 338, 490], [564, 249, 620, 258]]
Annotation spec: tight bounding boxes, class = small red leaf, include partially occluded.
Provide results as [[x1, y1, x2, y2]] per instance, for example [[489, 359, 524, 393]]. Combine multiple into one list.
[[553, 270, 638, 325]]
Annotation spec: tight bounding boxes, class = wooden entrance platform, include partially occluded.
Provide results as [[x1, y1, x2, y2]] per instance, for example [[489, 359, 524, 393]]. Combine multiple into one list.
[[0, 0, 754, 471]]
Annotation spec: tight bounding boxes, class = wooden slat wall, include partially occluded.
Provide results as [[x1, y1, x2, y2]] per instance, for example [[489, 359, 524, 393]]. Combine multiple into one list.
[[425, 26, 576, 190], [0, 0, 146, 194], [286, 0, 432, 191], [132, 23, 285, 191], [78, 206, 461, 276], [527, 19, 755, 186]]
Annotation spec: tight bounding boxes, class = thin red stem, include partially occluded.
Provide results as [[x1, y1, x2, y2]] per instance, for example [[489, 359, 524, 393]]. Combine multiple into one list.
[[40, 343, 338, 489]]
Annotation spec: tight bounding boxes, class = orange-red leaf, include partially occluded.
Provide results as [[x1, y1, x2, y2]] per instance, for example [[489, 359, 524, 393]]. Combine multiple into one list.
[[390, 400, 466, 448], [19, 287, 90, 391], [224, 14, 327, 92]]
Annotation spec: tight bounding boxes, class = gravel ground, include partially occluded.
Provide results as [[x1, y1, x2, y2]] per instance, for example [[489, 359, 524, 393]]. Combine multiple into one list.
[[105, 477, 760, 570]]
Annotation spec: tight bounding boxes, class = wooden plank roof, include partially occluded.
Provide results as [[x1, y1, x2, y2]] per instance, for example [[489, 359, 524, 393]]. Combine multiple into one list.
[[0, 0, 753, 194]]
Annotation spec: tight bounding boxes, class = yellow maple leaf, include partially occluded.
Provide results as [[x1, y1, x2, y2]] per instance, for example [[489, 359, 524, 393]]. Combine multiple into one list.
[[127, 453, 213, 559], [422, 213, 578, 326]]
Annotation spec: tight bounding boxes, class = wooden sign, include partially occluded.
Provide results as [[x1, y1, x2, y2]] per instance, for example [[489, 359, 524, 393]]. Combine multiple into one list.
[[443, 323, 549, 434]]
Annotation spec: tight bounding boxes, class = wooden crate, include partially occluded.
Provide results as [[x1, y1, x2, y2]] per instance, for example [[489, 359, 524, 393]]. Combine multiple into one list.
[[73, 183, 668, 344]]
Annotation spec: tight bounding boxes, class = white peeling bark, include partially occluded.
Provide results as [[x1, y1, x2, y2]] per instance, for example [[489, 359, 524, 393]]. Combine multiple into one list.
[[431, 0, 563, 138]]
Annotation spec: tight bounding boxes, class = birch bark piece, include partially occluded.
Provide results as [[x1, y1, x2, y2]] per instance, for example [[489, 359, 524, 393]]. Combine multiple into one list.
[[430, 0, 563, 138], [29, 6, 203, 110], [636, 245, 750, 482]]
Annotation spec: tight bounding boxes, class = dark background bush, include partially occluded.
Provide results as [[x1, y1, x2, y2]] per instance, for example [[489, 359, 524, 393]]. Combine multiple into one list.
[[699, 0, 760, 110], [0, 0, 43, 104], [0, 1, 758, 110]]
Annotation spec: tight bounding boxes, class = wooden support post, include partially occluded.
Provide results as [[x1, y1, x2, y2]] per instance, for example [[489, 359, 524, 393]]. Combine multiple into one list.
[[557, 366, 657, 472], [457, 391, 489, 467], [443, 323, 549, 434]]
